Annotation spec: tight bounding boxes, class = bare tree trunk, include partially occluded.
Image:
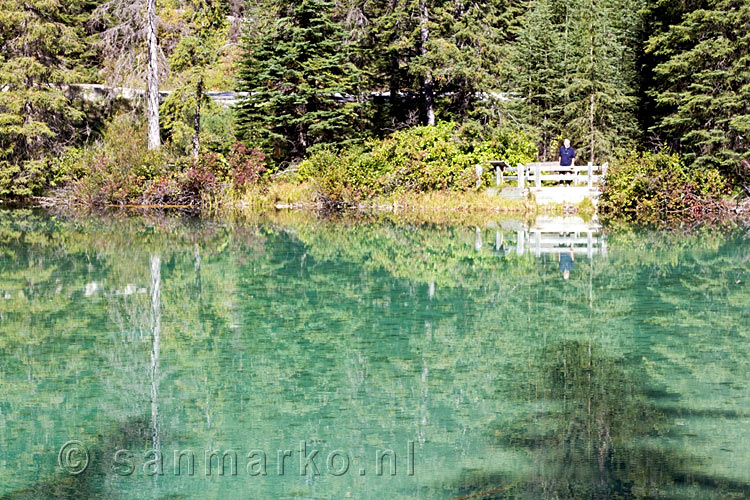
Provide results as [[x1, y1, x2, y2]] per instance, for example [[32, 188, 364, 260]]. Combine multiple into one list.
[[589, 29, 595, 164], [419, 0, 435, 126], [389, 52, 400, 122], [146, 0, 160, 150], [149, 255, 161, 454], [192, 76, 203, 159], [543, 48, 549, 160], [388, 0, 400, 124], [564, 5, 570, 60]]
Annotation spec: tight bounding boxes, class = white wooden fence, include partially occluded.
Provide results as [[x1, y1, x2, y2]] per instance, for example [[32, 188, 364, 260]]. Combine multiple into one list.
[[484, 161, 608, 189]]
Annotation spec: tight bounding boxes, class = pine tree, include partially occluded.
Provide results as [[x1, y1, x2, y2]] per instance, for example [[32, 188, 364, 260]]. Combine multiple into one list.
[[508, 0, 566, 159], [422, 0, 523, 122], [236, 0, 361, 163], [352, 0, 520, 128], [162, 0, 229, 157], [636, 0, 702, 138], [561, 0, 640, 163], [506, 0, 640, 162], [646, 0, 750, 171], [354, 0, 420, 127], [0, 0, 91, 197]]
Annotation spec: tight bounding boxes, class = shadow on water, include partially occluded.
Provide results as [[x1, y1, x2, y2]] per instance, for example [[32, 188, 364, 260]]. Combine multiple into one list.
[[446, 340, 750, 500], [0, 416, 151, 500]]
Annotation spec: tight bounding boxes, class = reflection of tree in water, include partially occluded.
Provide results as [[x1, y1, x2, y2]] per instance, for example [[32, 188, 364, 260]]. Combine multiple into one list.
[[449, 340, 750, 500], [0, 213, 747, 500], [1, 247, 164, 500], [0, 416, 151, 500]]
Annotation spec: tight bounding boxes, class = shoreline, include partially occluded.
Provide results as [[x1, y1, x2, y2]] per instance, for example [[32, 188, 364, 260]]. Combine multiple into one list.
[[16, 184, 750, 228]]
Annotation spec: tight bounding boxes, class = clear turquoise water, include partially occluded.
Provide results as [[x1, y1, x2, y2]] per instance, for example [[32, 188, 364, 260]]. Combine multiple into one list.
[[0, 210, 748, 499]]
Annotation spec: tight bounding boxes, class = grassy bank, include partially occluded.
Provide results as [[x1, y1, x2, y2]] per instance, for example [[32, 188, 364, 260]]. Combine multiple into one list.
[[219, 180, 609, 226], [222, 182, 535, 225], [26, 115, 749, 226], [40, 118, 549, 219]]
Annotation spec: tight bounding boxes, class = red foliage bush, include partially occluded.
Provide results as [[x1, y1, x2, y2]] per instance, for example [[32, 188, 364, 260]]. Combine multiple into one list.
[[139, 176, 183, 205], [138, 143, 266, 206], [228, 142, 266, 189]]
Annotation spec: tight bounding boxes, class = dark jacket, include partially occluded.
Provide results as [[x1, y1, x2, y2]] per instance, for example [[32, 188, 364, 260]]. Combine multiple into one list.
[[559, 146, 576, 166]]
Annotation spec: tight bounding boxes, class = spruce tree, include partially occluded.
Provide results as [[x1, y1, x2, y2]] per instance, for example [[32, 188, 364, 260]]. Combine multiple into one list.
[[353, 0, 520, 128], [236, 0, 361, 163], [420, 0, 522, 123], [561, 0, 640, 163], [646, 0, 750, 171], [508, 0, 566, 159], [0, 0, 91, 197], [506, 0, 640, 162], [357, 0, 420, 127]]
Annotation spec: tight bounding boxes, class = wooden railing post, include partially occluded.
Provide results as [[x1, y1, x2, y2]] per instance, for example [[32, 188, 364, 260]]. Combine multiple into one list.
[[535, 163, 541, 188], [517, 163, 525, 189], [587, 162, 593, 189], [496, 164, 501, 187], [475, 164, 483, 189]]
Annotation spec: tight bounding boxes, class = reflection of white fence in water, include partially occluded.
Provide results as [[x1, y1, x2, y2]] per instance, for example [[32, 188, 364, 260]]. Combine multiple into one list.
[[474, 217, 607, 259]]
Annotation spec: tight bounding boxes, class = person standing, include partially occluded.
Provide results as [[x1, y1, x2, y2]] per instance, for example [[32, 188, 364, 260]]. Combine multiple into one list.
[[558, 139, 576, 185]]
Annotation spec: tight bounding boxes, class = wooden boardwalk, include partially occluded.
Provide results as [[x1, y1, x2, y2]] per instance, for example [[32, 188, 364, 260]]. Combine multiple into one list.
[[484, 161, 607, 205]]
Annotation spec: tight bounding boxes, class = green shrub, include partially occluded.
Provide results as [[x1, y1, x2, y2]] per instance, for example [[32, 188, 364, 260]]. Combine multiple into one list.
[[56, 115, 170, 205], [50, 147, 93, 187], [298, 122, 535, 203], [200, 106, 238, 155], [599, 150, 731, 224], [161, 88, 238, 156], [0, 158, 50, 198]]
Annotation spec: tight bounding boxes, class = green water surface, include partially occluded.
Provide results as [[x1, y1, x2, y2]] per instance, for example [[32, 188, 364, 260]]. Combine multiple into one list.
[[0, 210, 748, 499]]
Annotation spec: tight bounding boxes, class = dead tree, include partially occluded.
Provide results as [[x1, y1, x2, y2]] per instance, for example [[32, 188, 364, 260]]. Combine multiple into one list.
[[91, 0, 167, 149]]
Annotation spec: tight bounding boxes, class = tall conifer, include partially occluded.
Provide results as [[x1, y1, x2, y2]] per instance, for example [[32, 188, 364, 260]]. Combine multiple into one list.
[[236, 0, 361, 162], [646, 0, 750, 171], [507, 0, 640, 162], [509, 0, 565, 159], [562, 0, 640, 163], [0, 0, 91, 196]]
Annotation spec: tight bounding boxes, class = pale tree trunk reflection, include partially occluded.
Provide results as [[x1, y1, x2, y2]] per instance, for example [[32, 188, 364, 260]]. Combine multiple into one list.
[[149, 255, 162, 481]]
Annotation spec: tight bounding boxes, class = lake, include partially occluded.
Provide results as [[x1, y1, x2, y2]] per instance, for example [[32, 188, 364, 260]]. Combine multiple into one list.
[[0, 209, 748, 499]]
